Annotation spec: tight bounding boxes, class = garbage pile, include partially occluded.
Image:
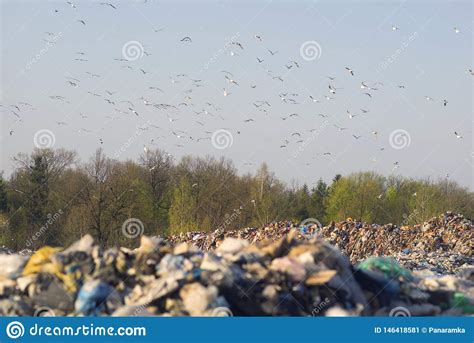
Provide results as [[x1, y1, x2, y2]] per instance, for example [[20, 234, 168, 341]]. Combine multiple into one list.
[[0, 228, 472, 317], [321, 212, 472, 263], [168, 212, 473, 274]]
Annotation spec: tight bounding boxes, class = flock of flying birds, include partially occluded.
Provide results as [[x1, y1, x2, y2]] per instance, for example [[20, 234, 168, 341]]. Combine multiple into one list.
[[3, 1, 472, 175]]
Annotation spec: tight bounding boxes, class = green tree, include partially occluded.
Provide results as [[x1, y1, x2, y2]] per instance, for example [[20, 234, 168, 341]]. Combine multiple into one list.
[[169, 177, 197, 233], [0, 174, 8, 212], [250, 163, 286, 225], [27, 153, 49, 229], [325, 172, 385, 222], [310, 178, 328, 223], [293, 184, 311, 220]]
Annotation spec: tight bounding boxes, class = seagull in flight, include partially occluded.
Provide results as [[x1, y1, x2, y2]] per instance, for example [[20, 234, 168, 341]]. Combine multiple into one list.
[[149, 86, 164, 92], [171, 131, 184, 139], [334, 124, 347, 131], [347, 111, 358, 119], [86, 72, 100, 78], [268, 49, 278, 55], [128, 108, 139, 116], [323, 95, 334, 101], [345, 67, 354, 76], [100, 2, 117, 9], [454, 131, 463, 139], [225, 75, 239, 86], [181, 36, 192, 42]]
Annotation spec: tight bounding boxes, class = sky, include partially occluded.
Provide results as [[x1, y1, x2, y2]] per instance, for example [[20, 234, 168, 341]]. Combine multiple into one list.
[[1, 0, 473, 189]]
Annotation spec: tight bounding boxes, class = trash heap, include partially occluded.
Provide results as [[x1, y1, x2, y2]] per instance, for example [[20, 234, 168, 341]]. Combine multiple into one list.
[[321, 212, 472, 261], [0, 228, 472, 317], [168, 212, 473, 274]]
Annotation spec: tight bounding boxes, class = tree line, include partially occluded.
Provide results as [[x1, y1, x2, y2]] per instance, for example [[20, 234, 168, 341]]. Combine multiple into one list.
[[0, 148, 472, 249]]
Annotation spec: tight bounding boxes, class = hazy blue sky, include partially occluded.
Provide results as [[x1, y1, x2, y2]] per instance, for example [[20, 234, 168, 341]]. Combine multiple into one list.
[[1, 0, 472, 189]]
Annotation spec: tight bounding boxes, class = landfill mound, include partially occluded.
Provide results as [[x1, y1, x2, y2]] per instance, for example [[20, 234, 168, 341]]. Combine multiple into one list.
[[0, 216, 473, 316], [168, 212, 473, 274]]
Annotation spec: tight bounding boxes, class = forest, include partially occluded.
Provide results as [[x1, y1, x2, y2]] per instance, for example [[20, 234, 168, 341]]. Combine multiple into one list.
[[0, 148, 472, 249]]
